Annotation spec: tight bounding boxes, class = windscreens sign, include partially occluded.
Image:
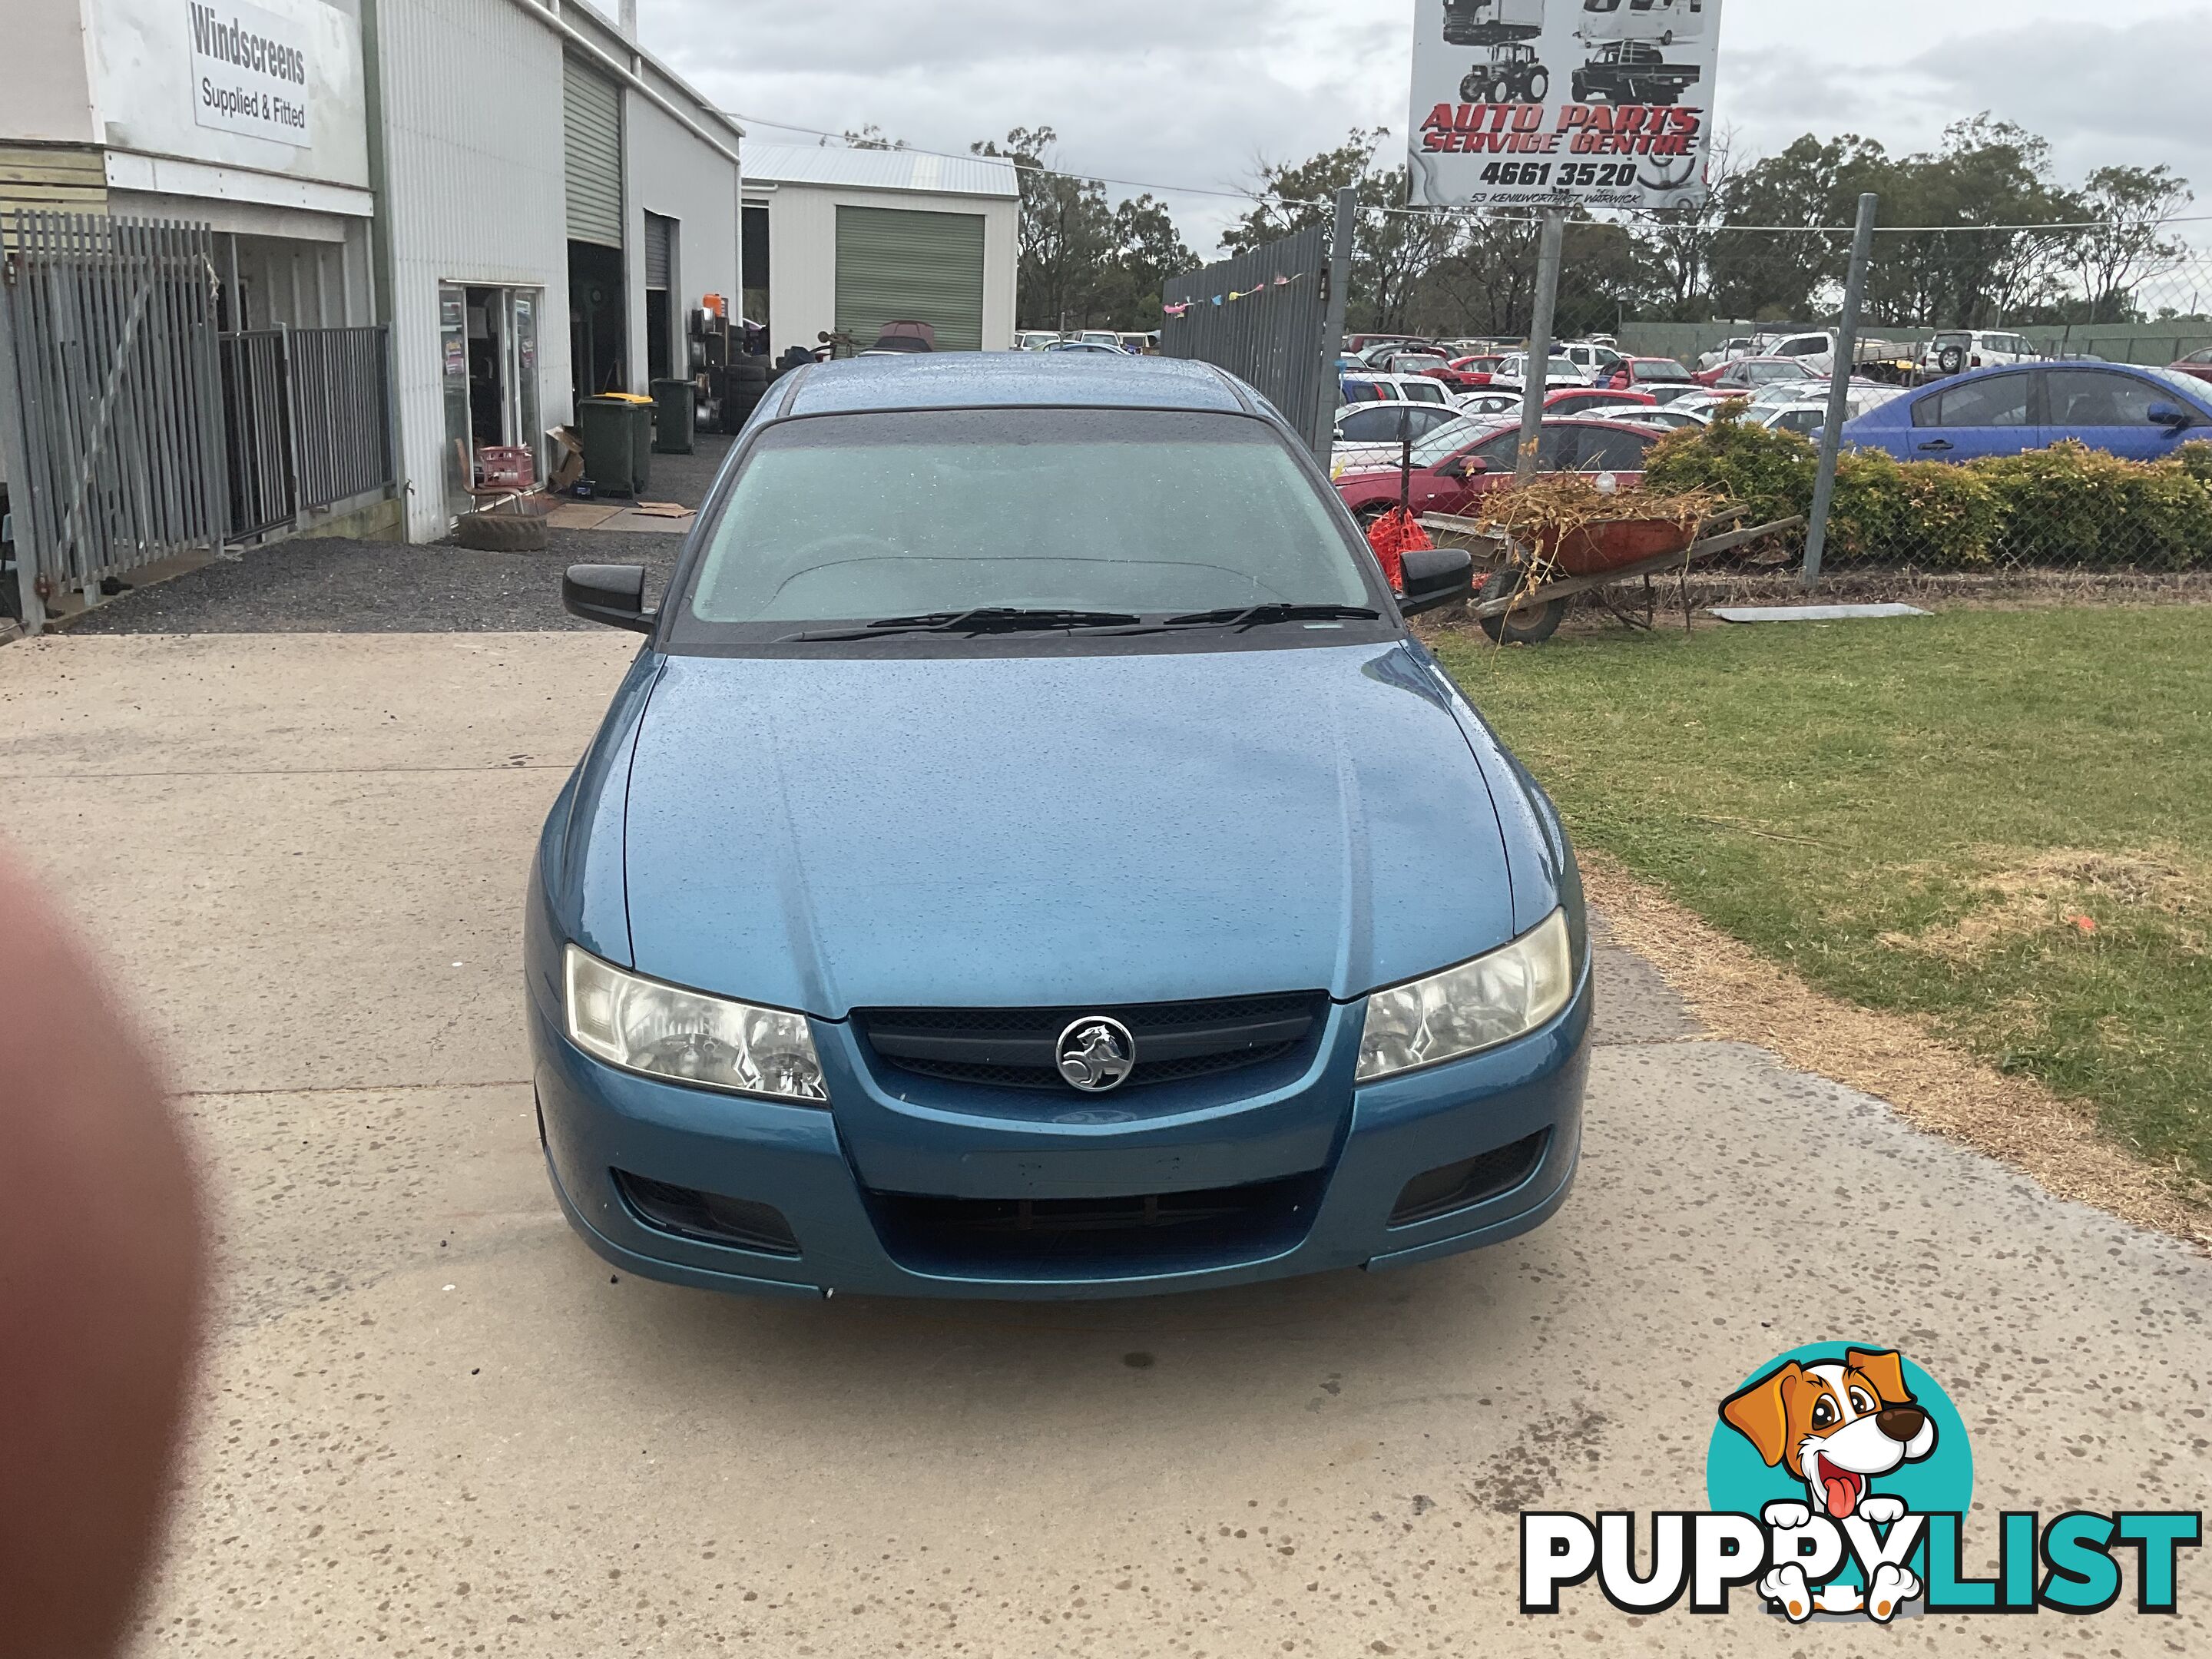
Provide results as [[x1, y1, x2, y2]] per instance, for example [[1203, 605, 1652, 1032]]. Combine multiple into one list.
[[189, 0, 312, 147], [1407, 0, 1722, 210]]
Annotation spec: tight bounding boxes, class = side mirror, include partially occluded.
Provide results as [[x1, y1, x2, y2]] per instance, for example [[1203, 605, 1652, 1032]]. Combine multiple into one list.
[[2149, 402, 2194, 430], [1445, 455, 1490, 479], [1398, 545, 1475, 617], [563, 564, 656, 634]]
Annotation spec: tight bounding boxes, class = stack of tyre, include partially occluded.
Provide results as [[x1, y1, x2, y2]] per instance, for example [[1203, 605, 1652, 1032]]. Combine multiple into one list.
[[718, 356, 772, 433]]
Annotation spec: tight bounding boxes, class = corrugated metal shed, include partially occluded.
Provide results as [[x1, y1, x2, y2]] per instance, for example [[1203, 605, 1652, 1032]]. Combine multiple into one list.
[[563, 55, 623, 248], [743, 143, 1020, 200], [835, 205, 985, 353]]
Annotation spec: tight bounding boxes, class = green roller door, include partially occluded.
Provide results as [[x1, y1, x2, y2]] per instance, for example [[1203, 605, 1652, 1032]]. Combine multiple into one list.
[[834, 206, 986, 353], [564, 56, 623, 249]]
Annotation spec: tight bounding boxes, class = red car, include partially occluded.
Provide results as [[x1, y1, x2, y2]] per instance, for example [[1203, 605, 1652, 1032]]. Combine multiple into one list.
[[2170, 348, 2212, 385], [1334, 418, 1658, 526], [1602, 356, 1699, 393], [1545, 386, 1658, 416], [1694, 355, 1825, 391], [1449, 353, 1507, 388], [1379, 349, 1485, 393]]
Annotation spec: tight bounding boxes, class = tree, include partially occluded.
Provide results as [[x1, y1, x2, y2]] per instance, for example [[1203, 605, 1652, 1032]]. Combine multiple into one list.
[[1099, 194, 1195, 326], [974, 127, 1115, 330], [2073, 164, 2194, 323], [1706, 133, 1887, 321], [1640, 127, 1740, 319], [972, 129, 1197, 329], [1223, 130, 1453, 333], [1874, 117, 2081, 328], [838, 125, 905, 151]]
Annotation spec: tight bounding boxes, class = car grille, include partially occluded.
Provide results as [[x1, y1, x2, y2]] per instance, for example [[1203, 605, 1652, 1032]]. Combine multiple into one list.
[[866, 1171, 1326, 1278], [1389, 1131, 1551, 1227], [613, 1170, 802, 1257], [854, 992, 1326, 1093]]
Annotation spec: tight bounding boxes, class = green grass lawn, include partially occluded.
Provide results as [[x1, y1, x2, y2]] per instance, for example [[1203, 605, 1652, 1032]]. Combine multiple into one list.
[[1432, 607, 2212, 1179]]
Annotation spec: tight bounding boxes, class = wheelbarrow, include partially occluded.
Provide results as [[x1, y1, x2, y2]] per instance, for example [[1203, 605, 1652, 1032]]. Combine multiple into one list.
[[1419, 506, 1807, 644]]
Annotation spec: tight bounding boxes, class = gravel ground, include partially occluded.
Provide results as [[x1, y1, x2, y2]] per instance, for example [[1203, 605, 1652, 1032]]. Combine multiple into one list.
[[65, 435, 728, 636]]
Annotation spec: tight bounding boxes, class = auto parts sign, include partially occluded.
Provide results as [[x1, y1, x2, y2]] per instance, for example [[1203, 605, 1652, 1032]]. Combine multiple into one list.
[[1408, 0, 1723, 210]]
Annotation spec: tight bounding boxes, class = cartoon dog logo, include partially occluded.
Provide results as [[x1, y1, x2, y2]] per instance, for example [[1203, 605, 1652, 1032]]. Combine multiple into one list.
[[1720, 1348, 1939, 1621]]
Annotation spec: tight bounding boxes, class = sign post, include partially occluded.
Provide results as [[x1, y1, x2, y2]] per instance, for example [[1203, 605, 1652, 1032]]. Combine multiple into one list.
[[1515, 207, 1566, 482], [1803, 191, 1879, 590]]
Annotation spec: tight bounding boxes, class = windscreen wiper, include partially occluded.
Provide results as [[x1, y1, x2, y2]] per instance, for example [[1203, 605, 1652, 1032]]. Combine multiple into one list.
[[782, 608, 1143, 643], [1156, 603, 1383, 631]]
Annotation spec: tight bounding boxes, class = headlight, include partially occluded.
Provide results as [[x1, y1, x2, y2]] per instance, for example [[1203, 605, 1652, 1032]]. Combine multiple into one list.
[[1356, 909, 1575, 1083], [564, 945, 827, 1104]]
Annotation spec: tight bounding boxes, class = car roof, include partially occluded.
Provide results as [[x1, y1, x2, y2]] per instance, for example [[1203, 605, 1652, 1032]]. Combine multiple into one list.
[[779, 353, 1250, 416]]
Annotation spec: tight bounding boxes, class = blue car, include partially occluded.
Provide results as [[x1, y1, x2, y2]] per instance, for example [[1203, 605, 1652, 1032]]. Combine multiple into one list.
[[526, 353, 1591, 1301], [1839, 361, 2212, 462]]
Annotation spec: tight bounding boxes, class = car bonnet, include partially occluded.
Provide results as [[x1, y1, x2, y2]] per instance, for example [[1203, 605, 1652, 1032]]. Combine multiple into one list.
[[618, 641, 1520, 1016]]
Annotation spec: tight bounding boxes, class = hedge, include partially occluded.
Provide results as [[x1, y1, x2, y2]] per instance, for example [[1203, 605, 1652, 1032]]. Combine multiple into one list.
[[1640, 413, 2212, 570]]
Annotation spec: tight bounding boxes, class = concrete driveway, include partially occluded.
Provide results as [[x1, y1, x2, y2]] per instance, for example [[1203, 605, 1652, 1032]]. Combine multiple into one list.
[[0, 631, 2204, 1656]]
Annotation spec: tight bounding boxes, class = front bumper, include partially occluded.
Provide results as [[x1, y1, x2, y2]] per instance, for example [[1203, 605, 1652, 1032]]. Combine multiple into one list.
[[528, 952, 1592, 1302]]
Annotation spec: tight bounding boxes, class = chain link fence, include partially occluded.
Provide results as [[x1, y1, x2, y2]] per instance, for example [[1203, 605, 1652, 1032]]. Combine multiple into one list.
[[1608, 225, 2212, 587]]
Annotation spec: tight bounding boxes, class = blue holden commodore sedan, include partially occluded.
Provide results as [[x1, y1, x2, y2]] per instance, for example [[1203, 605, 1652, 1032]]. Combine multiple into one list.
[[525, 353, 1592, 1301]]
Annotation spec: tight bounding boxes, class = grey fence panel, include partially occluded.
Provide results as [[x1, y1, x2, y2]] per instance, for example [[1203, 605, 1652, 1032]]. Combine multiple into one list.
[[289, 325, 395, 512], [1160, 227, 1332, 455], [1, 212, 227, 604]]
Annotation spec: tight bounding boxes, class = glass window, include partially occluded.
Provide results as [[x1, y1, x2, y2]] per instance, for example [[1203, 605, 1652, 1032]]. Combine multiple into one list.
[[1469, 426, 1575, 469], [1915, 374, 2033, 428], [2046, 370, 2165, 426], [1338, 406, 1404, 442], [1632, 359, 1693, 382], [1400, 381, 1449, 406], [685, 409, 1370, 625], [1575, 427, 1654, 472]]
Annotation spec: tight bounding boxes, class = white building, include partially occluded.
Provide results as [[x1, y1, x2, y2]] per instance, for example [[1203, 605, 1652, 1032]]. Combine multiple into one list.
[[742, 143, 1021, 360], [1, 0, 743, 561], [373, 0, 743, 538]]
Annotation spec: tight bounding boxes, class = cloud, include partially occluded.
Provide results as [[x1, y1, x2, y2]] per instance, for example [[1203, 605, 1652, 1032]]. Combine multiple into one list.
[[624, 0, 2212, 253], [637, 0, 1409, 250], [1904, 15, 2212, 192]]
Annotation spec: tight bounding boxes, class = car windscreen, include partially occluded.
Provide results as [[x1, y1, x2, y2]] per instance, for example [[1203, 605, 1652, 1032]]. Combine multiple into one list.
[[676, 409, 1376, 635], [1632, 360, 1692, 381]]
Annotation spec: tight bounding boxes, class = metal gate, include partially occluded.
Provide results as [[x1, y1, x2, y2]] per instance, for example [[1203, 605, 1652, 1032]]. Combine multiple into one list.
[[1160, 225, 1333, 455], [0, 212, 227, 628], [219, 329, 292, 538], [218, 324, 397, 541]]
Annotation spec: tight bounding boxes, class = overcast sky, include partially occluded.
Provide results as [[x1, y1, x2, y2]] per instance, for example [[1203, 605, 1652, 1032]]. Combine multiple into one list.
[[631, 1, 2212, 247]]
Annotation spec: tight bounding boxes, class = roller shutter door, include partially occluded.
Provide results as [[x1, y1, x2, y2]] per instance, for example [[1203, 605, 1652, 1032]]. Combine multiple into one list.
[[644, 212, 674, 289], [834, 206, 985, 353], [563, 57, 623, 249]]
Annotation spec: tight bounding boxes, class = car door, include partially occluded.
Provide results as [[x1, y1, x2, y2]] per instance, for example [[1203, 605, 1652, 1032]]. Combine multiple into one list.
[[1906, 371, 2039, 462], [2043, 368, 2190, 460], [1434, 427, 1551, 512]]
